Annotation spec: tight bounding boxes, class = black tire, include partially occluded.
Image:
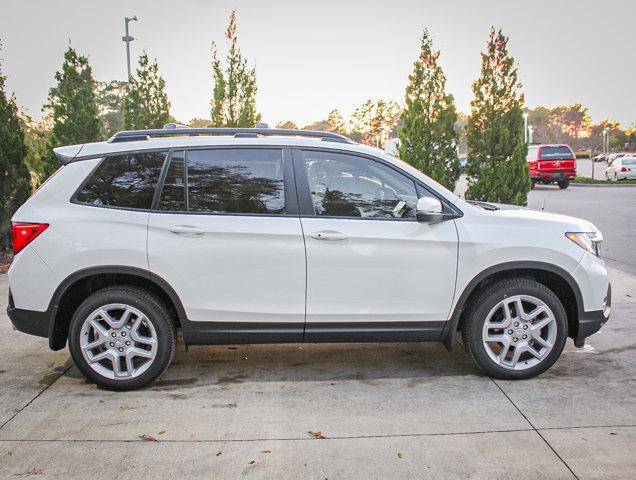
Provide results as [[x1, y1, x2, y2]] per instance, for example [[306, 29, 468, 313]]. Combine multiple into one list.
[[461, 278, 568, 380], [558, 180, 569, 189], [530, 180, 536, 190], [68, 286, 177, 391]]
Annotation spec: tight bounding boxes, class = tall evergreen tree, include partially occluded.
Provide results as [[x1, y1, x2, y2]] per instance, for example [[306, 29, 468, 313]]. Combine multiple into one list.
[[465, 28, 530, 205], [0, 42, 30, 249], [210, 10, 261, 127], [398, 30, 459, 190], [45, 46, 101, 179], [124, 53, 171, 130]]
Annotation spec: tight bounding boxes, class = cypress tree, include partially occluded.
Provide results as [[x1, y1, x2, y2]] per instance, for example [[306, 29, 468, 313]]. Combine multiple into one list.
[[465, 28, 530, 205], [124, 53, 171, 130], [0, 42, 30, 249], [398, 30, 459, 190], [210, 10, 261, 127], [45, 46, 101, 179]]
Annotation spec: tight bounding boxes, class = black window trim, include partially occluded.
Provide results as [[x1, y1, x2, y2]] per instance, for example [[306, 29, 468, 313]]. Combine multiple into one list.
[[70, 149, 170, 213], [151, 145, 299, 218], [291, 147, 463, 222]]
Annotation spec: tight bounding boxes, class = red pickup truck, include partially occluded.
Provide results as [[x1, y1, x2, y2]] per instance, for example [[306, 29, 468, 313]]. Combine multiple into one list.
[[527, 144, 577, 189]]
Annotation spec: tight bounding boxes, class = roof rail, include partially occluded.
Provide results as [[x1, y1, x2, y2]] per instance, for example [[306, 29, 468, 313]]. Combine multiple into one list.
[[107, 126, 355, 144]]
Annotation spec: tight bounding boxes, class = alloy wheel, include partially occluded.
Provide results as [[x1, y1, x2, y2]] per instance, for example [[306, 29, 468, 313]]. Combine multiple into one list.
[[481, 295, 557, 371], [79, 303, 158, 380]]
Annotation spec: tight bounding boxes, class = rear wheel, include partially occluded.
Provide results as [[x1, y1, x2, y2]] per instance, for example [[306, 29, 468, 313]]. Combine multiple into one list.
[[557, 180, 569, 189], [530, 180, 536, 190], [68, 286, 176, 391], [461, 278, 567, 379]]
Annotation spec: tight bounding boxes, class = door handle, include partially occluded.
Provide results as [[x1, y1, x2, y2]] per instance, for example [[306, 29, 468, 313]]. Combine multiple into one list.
[[310, 231, 347, 241], [169, 225, 205, 235]]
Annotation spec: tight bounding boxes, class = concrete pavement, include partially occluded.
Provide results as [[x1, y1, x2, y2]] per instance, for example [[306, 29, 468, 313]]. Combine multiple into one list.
[[0, 265, 634, 479]]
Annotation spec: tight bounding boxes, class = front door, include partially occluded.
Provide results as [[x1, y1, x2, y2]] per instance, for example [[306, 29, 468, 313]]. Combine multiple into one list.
[[294, 149, 458, 341], [147, 147, 306, 343]]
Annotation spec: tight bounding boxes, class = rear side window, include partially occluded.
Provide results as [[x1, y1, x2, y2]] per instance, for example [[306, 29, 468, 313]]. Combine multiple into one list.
[[158, 148, 285, 215], [539, 146, 574, 160], [75, 151, 166, 209], [623, 159, 636, 166]]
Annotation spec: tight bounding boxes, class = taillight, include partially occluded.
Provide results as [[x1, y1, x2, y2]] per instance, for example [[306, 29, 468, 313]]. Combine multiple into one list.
[[621, 167, 628, 172], [11, 223, 49, 255]]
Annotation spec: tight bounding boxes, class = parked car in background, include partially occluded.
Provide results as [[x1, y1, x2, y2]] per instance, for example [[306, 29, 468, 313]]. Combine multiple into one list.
[[459, 155, 468, 170], [527, 144, 577, 189], [606, 156, 636, 180], [592, 153, 607, 163]]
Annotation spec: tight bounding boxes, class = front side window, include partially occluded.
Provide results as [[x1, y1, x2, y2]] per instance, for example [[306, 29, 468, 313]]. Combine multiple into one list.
[[158, 148, 285, 215], [302, 150, 419, 219], [75, 151, 166, 209]]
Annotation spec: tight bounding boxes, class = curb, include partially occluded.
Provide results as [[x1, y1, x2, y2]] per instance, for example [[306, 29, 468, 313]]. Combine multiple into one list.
[[571, 182, 636, 188]]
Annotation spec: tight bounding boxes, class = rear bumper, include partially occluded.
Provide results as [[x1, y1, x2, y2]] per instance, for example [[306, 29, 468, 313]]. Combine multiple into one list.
[[532, 171, 576, 181], [6, 289, 55, 341], [574, 283, 611, 347]]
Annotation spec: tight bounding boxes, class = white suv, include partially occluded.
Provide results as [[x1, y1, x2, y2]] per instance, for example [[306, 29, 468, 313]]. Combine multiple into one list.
[[7, 127, 611, 390]]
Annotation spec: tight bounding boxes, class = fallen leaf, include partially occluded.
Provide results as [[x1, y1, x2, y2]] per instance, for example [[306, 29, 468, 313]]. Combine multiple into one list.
[[397, 452, 403, 459], [261, 450, 271, 454], [216, 451, 222, 456], [14, 468, 43, 477], [248, 460, 255, 465], [120, 405, 136, 411], [309, 430, 326, 439], [158, 431, 166, 435], [609, 432, 618, 435], [138, 434, 157, 442]]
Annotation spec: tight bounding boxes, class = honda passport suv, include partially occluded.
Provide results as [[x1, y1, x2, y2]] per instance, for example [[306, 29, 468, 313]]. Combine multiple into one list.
[[7, 126, 611, 390]]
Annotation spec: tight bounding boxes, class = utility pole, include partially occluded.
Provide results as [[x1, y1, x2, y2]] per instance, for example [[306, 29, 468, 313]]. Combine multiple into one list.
[[528, 125, 534, 144], [523, 112, 529, 143], [123, 16, 138, 82]]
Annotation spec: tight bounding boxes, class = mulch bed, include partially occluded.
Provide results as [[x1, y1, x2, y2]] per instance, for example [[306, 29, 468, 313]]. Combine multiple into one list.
[[0, 251, 13, 274]]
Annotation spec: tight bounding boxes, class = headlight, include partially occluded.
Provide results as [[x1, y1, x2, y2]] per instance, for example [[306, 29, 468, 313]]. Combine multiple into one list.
[[566, 232, 601, 257]]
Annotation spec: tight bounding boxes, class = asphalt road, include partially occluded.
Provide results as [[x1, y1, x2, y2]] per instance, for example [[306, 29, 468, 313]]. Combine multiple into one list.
[[528, 184, 636, 275]]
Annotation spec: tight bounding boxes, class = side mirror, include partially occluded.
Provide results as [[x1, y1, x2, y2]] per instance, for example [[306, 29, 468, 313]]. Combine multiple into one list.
[[416, 197, 444, 224]]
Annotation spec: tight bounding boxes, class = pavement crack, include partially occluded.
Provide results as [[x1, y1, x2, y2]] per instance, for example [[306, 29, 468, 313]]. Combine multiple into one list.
[[0, 363, 73, 431], [490, 378, 580, 480]]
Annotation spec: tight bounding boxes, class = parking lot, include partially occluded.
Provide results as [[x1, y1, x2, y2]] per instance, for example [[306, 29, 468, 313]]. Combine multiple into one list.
[[1, 185, 635, 479]]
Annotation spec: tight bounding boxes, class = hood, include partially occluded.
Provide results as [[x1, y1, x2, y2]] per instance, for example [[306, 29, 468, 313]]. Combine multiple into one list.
[[486, 204, 602, 240]]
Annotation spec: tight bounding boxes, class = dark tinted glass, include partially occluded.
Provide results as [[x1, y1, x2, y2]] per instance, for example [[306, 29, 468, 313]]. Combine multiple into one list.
[[187, 149, 285, 214], [539, 146, 574, 159], [158, 150, 186, 211], [76, 151, 166, 209], [302, 150, 418, 219]]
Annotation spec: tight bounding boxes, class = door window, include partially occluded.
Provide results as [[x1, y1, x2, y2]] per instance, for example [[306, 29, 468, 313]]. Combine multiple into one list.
[[302, 150, 419, 219], [75, 151, 166, 210], [157, 148, 286, 215]]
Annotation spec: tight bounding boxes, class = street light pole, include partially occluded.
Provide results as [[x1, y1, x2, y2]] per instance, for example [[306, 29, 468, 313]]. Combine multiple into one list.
[[528, 125, 534, 144], [123, 16, 138, 82], [603, 128, 609, 155], [523, 112, 529, 143]]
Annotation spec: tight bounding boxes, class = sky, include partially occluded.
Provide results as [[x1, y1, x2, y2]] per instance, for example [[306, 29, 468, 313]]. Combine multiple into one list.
[[1, 0, 634, 128]]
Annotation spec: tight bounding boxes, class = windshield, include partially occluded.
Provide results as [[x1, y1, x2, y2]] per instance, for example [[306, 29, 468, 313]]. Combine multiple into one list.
[[539, 146, 574, 160]]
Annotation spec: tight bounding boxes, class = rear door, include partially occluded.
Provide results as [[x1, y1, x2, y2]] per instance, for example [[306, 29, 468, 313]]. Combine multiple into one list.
[[294, 148, 459, 340], [147, 147, 306, 342]]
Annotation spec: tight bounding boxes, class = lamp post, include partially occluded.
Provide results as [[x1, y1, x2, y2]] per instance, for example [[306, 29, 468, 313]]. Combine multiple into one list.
[[123, 16, 138, 82], [528, 125, 534, 144], [523, 112, 529, 143], [603, 127, 609, 155]]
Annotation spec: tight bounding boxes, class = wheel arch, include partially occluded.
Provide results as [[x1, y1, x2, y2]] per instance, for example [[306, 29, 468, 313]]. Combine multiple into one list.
[[441, 261, 583, 350], [48, 266, 187, 351]]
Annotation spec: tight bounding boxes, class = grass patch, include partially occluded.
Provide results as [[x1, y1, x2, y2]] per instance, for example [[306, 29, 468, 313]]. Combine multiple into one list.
[[573, 176, 636, 184]]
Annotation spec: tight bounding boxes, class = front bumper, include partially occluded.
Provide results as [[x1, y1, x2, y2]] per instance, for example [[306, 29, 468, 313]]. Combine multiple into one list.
[[574, 283, 611, 347]]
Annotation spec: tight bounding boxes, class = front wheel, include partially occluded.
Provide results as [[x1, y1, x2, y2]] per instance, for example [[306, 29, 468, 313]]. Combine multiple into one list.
[[461, 278, 567, 380], [68, 286, 177, 391], [557, 180, 569, 189]]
